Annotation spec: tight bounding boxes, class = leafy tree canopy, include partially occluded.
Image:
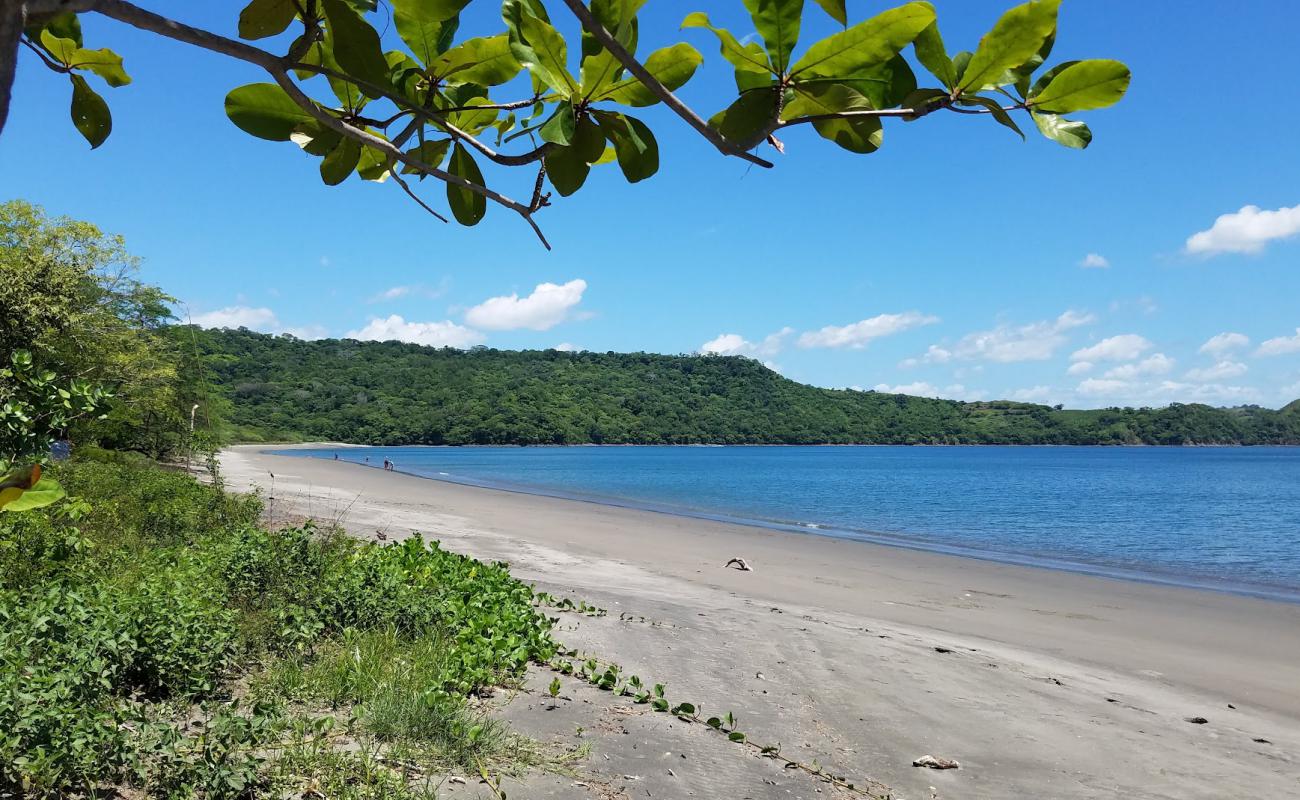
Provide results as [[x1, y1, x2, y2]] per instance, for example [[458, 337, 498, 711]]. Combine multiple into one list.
[[5, 0, 1130, 247], [190, 328, 1300, 447]]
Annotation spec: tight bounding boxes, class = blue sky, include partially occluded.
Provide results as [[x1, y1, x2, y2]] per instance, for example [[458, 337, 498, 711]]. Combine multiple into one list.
[[4, 1, 1299, 408]]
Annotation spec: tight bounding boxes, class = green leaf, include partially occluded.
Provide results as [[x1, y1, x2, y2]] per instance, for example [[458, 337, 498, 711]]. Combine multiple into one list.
[[42, 12, 82, 47], [356, 145, 393, 181], [579, 48, 624, 100], [72, 48, 131, 88], [539, 100, 576, 146], [544, 115, 604, 196], [742, 0, 804, 74], [401, 139, 453, 175], [0, 478, 65, 513], [681, 12, 772, 77], [69, 74, 111, 149], [1031, 111, 1091, 148], [782, 83, 883, 153], [960, 0, 1061, 93], [446, 143, 487, 225], [825, 52, 915, 109], [958, 95, 1024, 139], [595, 111, 658, 183], [1028, 59, 1130, 113], [728, 731, 747, 743], [430, 35, 522, 86], [393, 0, 470, 65], [291, 119, 343, 155], [912, 21, 954, 89], [321, 0, 391, 96], [789, 2, 935, 79], [517, 13, 577, 96], [238, 0, 298, 40], [225, 83, 315, 141], [320, 137, 362, 185], [1010, 32, 1054, 97], [811, 0, 846, 26], [599, 43, 702, 106], [447, 97, 499, 135], [707, 88, 777, 147], [38, 29, 77, 64]]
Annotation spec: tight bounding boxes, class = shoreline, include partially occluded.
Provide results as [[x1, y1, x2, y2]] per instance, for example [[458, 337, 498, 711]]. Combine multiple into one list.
[[269, 444, 1300, 605], [222, 445, 1300, 798]]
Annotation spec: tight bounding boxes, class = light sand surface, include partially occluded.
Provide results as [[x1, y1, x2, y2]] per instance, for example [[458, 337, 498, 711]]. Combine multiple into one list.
[[223, 445, 1300, 799]]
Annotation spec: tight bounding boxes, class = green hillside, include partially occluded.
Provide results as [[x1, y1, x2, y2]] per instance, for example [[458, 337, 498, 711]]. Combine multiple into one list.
[[187, 328, 1300, 446]]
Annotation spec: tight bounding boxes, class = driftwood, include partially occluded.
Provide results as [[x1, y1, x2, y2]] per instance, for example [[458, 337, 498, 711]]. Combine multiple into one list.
[[723, 558, 753, 572]]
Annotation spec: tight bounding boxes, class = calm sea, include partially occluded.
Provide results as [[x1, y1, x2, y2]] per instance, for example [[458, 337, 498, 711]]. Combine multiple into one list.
[[275, 446, 1300, 602]]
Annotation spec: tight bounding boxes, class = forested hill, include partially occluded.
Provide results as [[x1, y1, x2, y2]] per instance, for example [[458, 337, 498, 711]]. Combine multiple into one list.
[[187, 328, 1300, 446]]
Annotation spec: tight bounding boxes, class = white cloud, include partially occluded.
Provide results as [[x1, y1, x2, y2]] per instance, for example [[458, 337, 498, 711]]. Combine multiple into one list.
[[1185, 203, 1300, 256], [1199, 332, 1250, 356], [700, 327, 793, 357], [1071, 333, 1153, 363], [373, 286, 412, 302], [1256, 328, 1300, 357], [1066, 361, 1094, 376], [281, 324, 329, 340], [871, 382, 984, 400], [797, 312, 938, 350], [1077, 378, 1131, 396], [553, 342, 579, 352], [188, 305, 326, 339], [1079, 253, 1110, 269], [1185, 361, 1247, 382], [873, 381, 942, 397], [190, 305, 279, 330], [465, 279, 587, 331], [925, 310, 1094, 364], [1077, 377, 1259, 406], [345, 315, 485, 348], [1010, 386, 1055, 403], [1104, 353, 1174, 380]]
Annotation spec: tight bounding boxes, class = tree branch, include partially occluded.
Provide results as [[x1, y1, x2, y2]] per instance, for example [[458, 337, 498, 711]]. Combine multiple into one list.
[[557, 0, 773, 169], [0, 0, 25, 135], [288, 60, 554, 166], [86, 0, 550, 247]]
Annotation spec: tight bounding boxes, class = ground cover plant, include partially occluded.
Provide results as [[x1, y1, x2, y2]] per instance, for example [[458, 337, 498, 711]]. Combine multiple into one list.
[[0, 457, 560, 797]]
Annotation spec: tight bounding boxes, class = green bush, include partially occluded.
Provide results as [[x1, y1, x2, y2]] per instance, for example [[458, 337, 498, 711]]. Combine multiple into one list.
[[0, 458, 557, 795]]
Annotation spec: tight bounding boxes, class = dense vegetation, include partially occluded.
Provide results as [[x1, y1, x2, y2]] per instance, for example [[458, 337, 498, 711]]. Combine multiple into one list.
[[193, 328, 1300, 447], [0, 454, 560, 797]]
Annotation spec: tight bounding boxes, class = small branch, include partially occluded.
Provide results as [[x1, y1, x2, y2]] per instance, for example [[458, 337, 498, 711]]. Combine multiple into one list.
[[290, 61, 554, 166], [390, 170, 450, 223], [558, 0, 773, 169], [271, 71, 551, 248]]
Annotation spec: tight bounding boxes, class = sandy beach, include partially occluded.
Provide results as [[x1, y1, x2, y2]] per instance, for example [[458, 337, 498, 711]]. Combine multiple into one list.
[[222, 445, 1299, 799]]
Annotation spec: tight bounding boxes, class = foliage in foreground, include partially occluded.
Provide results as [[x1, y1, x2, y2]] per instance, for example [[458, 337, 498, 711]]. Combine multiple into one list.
[[0, 459, 557, 797], [194, 328, 1300, 446], [12, 0, 1130, 246]]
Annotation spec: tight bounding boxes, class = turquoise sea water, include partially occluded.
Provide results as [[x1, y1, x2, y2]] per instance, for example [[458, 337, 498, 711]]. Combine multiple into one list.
[[274, 446, 1300, 602]]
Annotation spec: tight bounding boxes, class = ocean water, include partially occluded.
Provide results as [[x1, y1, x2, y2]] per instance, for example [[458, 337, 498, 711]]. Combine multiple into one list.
[[275, 445, 1300, 601]]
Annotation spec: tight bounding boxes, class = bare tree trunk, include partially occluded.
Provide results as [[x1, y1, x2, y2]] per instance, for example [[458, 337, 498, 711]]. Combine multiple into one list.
[[0, 0, 25, 138]]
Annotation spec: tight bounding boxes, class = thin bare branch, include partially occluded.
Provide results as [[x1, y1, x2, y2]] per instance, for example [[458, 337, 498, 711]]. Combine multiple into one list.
[[557, 0, 774, 169], [390, 170, 450, 224]]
